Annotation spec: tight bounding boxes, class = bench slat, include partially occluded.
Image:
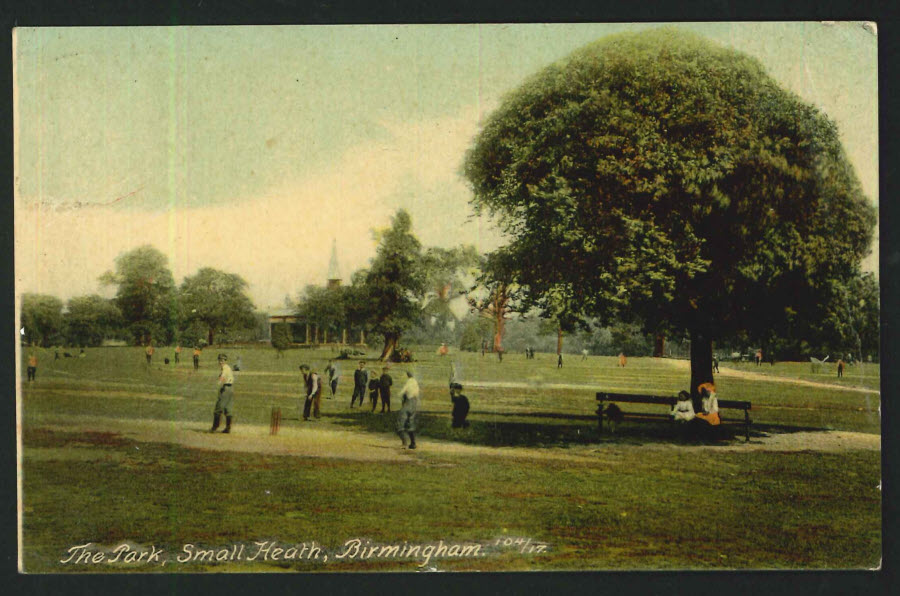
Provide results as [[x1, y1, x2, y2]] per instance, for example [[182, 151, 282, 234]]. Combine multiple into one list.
[[597, 392, 750, 410]]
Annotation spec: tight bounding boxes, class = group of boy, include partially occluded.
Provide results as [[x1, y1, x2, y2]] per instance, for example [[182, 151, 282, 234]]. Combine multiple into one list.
[[205, 356, 470, 451]]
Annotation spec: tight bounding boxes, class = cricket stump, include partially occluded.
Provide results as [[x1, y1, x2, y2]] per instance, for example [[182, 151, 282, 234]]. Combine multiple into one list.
[[270, 407, 281, 435]]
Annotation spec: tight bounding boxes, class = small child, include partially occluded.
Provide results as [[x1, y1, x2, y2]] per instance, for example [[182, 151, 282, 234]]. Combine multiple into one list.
[[671, 390, 695, 422], [449, 383, 470, 429]]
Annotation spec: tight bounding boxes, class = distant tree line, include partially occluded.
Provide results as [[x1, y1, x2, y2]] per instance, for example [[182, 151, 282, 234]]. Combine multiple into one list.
[[21, 245, 262, 348]]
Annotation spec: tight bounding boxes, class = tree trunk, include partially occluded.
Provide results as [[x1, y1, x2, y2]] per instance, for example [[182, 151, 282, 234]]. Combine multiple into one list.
[[557, 326, 563, 355], [380, 333, 399, 361], [653, 334, 666, 358], [689, 329, 714, 409], [208, 328, 214, 346]]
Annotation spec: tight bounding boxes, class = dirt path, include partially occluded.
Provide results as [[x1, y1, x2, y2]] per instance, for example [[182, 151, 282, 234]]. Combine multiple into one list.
[[31, 414, 879, 465], [661, 358, 879, 394]]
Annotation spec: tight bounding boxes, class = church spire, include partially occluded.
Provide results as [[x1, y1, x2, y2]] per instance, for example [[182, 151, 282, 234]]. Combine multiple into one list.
[[327, 239, 341, 288]]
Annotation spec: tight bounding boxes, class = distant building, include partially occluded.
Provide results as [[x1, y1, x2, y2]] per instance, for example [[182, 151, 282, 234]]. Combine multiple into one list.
[[267, 239, 364, 346]]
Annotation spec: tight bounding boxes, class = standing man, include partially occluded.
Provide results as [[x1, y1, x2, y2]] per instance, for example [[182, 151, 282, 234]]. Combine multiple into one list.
[[618, 352, 627, 367], [396, 371, 420, 449], [27, 352, 37, 382], [712, 354, 720, 373], [378, 367, 393, 413], [145, 343, 155, 366], [209, 353, 235, 433], [300, 364, 322, 421], [557, 353, 563, 368], [837, 358, 845, 378], [174, 344, 182, 364], [193, 346, 201, 371], [324, 359, 339, 399], [351, 361, 368, 408]]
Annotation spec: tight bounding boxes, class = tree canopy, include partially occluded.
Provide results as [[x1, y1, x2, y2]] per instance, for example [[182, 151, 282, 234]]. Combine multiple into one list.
[[464, 29, 876, 393], [179, 267, 256, 346], [364, 209, 427, 360], [21, 293, 64, 347], [64, 295, 123, 347], [100, 245, 177, 345]]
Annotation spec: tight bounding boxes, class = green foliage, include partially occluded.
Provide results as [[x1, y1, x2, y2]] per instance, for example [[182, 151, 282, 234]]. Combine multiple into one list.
[[296, 285, 346, 336], [63, 295, 123, 347], [179, 267, 256, 346], [21, 293, 64, 346], [100, 245, 177, 345], [458, 314, 494, 351], [270, 323, 293, 354], [363, 210, 427, 355], [464, 28, 877, 354]]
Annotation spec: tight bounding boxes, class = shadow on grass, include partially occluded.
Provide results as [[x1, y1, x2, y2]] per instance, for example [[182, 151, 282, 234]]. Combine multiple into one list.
[[325, 410, 819, 448]]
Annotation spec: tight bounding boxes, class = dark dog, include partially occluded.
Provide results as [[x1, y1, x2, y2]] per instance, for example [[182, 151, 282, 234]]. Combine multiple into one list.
[[604, 403, 624, 433]]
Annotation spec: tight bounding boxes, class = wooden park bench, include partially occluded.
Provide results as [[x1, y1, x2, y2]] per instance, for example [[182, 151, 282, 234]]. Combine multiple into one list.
[[595, 392, 752, 441]]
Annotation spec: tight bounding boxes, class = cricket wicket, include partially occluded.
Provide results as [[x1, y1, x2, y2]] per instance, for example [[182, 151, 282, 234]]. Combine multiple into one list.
[[270, 407, 281, 435]]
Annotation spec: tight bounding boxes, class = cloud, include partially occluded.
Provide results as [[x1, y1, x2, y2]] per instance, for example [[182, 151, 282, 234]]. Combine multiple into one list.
[[15, 105, 505, 309]]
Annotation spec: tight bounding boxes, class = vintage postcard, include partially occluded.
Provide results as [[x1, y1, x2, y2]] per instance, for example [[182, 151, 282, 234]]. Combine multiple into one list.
[[14, 23, 880, 572]]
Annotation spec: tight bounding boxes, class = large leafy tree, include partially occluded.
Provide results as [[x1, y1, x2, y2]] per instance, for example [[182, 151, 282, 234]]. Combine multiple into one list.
[[21, 293, 64, 346], [179, 267, 256, 346], [100, 245, 178, 345], [363, 209, 427, 361], [464, 29, 876, 395], [64, 295, 123, 347]]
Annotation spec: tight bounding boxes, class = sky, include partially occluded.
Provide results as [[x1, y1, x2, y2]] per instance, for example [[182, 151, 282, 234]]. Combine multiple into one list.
[[14, 22, 878, 311]]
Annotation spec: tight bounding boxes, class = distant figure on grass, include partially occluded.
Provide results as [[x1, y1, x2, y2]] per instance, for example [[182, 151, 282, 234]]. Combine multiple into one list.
[[27, 352, 37, 382], [145, 343, 154, 366], [671, 391, 695, 423], [299, 364, 322, 421], [694, 383, 720, 426], [557, 353, 563, 368], [437, 343, 449, 357], [378, 367, 393, 413], [324, 359, 339, 399], [193, 347, 201, 371], [79, 348, 86, 358], [755, 349, 763, 367], [174, 345, 181, 364], [618, 352, 627, 367], [209, 353, 235, 433], [497, 348, 504, 363], [581, 349, 588, 361], [712, 354, 719, 373], [54, 349, 60, 361], [449, 383, 470, 429], [396, 371, 420, 449], [234, 356, 243, 372], [351, 361, 369, 408], [837, 359, 845, 378]]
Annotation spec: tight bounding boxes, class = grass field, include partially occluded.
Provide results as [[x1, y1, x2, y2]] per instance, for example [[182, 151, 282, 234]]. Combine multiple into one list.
[[18, 345, 881, 572]]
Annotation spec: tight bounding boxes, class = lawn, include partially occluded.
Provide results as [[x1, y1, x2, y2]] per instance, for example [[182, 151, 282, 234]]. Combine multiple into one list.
[[17, 346, 882, 572]]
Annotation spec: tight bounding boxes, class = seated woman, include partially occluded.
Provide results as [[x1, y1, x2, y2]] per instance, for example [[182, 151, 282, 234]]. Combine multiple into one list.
[[671, 390, 695, 422], [694, 382, 721, 426]]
